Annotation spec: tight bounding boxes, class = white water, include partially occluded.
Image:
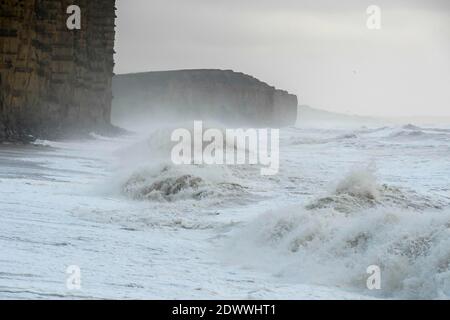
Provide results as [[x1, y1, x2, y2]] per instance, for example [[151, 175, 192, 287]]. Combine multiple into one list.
[[1, 123, 449, 299]]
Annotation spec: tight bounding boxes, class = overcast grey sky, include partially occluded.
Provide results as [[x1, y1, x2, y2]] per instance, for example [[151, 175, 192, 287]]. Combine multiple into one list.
[[115, 0, 450, 117]]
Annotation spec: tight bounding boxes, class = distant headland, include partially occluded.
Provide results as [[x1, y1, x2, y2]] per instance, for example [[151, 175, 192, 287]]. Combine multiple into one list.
[[112, 69, 298, 128]]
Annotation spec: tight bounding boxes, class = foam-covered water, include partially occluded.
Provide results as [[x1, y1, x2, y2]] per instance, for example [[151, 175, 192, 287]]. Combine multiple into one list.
[[222, 124, 450, 299], [227, 168, 450, 299], [1, 122, 449, 299]]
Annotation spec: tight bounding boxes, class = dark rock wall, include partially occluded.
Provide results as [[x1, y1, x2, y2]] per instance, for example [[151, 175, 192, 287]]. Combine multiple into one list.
[[112, 70, 298, 127], [0, 0, 116, 141]]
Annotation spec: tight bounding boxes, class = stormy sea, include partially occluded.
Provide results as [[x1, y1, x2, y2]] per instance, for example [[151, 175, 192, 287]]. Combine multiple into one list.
[[1, 118, 450, 299]]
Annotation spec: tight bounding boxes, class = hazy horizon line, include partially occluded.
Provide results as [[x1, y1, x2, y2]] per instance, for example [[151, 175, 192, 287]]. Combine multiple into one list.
[[303, 105, 450, 120]]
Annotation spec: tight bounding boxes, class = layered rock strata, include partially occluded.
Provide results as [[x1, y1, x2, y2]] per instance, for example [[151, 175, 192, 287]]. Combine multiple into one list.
[[0, 0, 116, 141]]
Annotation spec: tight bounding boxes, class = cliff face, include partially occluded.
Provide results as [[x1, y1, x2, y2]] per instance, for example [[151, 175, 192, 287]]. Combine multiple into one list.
[[0, 0, 116, 141], [112, 70, 298, 127]]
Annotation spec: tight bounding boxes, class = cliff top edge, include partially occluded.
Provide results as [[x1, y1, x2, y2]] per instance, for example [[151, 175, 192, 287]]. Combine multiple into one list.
[[114, 69, 297, 98]]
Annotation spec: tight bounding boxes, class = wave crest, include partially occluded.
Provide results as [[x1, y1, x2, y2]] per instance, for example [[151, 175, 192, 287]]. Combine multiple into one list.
[[227, 168, 450, 299], [306, 168, 447, 213], [120, 163, 249, 203]]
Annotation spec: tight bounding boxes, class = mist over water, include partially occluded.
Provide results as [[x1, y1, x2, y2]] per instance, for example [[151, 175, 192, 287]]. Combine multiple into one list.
[[104, 112, 450, 298], [2, 0, 450, 301], [2, 105, 450, 299]]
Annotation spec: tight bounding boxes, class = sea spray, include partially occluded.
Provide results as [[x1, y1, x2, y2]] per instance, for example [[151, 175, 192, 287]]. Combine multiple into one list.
[[225, 168, 450, 299]]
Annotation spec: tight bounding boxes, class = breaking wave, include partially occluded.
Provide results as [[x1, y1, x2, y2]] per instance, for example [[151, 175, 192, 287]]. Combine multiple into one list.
[[387, 125, 450, 142], [108, 125, 262, 204], [306, 168, 448, 212], [227, 168, 450, 299], [121, 163, 249, 203]]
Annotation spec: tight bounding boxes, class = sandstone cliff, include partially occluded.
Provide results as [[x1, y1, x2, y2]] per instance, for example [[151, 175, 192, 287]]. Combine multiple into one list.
[[112, 70, 298, 127], [0, 0, 116, 141]]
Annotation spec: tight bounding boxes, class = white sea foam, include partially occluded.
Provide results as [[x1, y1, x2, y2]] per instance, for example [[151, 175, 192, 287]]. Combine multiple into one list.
[[106, 125, 263, 204], [306, 167, 448, 212], [226, 168, 450, 299], [120, 163, 249, 203], [4, 123, 449, 299]]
